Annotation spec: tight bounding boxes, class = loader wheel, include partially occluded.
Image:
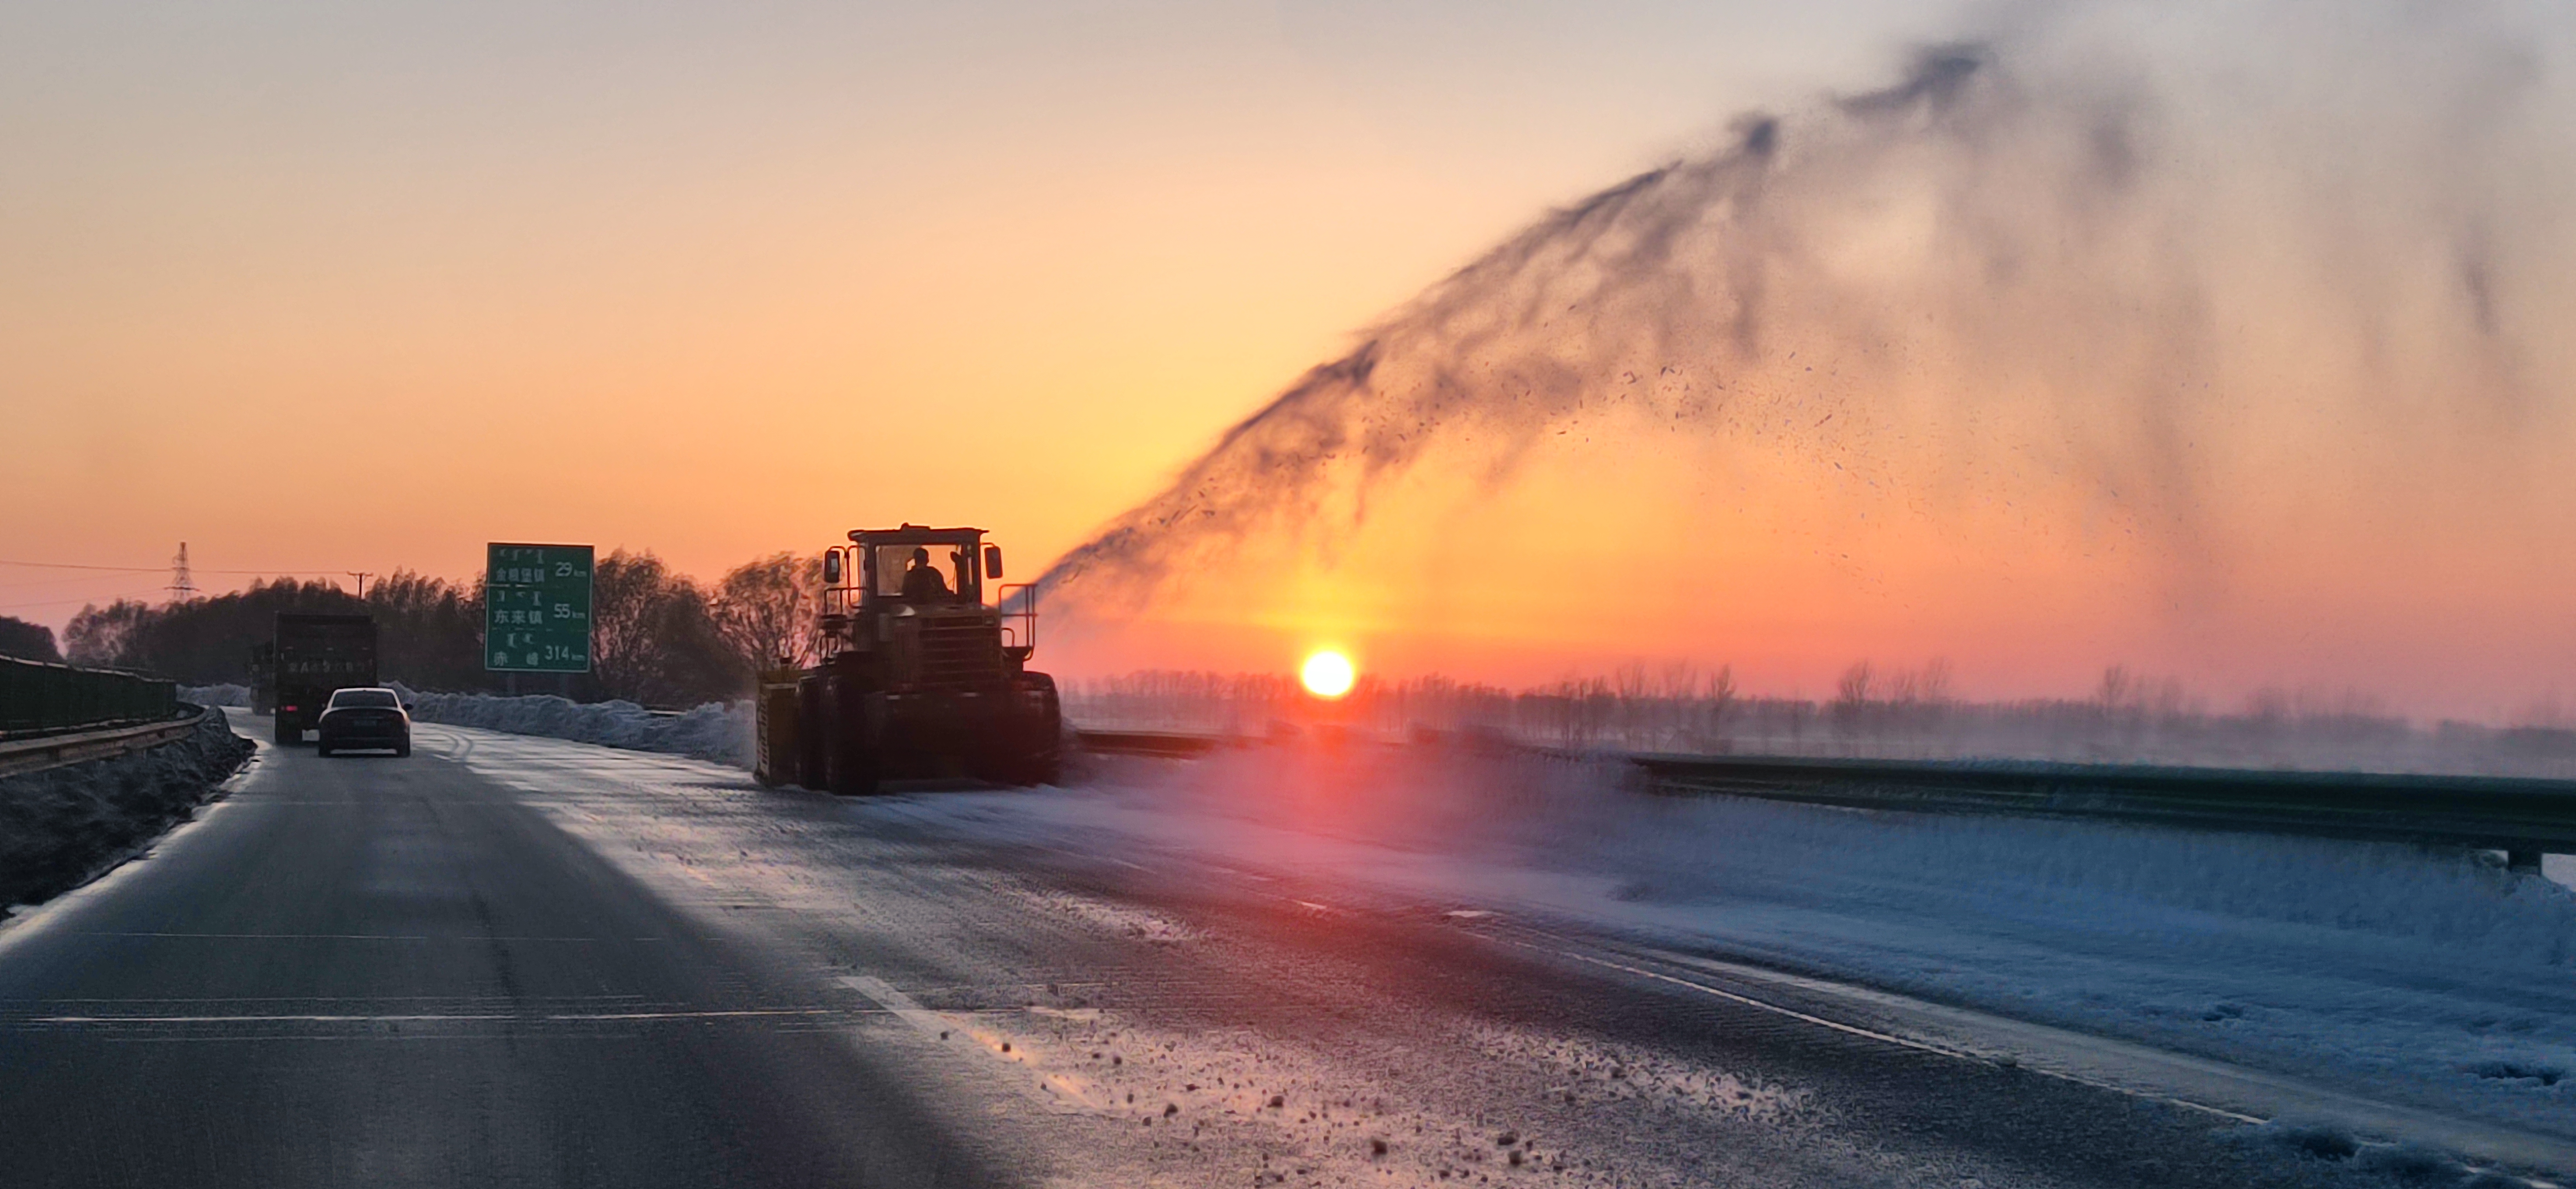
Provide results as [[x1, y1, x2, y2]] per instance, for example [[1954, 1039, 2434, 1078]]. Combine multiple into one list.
[[988, 743, 1060, 788], [819, 685, 879, 796], [797, 680, 830, 792]]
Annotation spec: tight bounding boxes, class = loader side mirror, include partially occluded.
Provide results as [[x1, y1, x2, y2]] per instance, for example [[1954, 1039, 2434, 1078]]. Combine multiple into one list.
[[983, 544, 1004, 580], [823, 551, 843, 585]]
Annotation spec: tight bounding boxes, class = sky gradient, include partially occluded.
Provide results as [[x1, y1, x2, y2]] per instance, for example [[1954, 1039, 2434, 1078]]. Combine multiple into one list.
[[8, 1, 2573, 721], [2, 0, 1935, 611]]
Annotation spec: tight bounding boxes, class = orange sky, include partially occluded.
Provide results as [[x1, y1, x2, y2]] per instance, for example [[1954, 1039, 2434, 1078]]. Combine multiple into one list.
[[0, 3, 1926, 593], [6, 2, 2573, 720]]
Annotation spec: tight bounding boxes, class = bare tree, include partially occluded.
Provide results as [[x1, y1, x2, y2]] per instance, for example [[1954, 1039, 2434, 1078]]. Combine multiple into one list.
[[0, 614, 62, 663], [62, 600, 152, 667], [712, 552, 819, 673], [1832, 661, 1875, 735], [591, 550, 737, 706]]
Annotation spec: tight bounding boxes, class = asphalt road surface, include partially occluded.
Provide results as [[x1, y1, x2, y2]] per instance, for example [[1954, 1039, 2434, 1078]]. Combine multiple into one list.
[[0, 717, 2564, 1188]]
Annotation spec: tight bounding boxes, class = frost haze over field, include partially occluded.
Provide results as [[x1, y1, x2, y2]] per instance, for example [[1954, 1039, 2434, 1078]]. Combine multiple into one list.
[[1038, 0, 2576, 714]]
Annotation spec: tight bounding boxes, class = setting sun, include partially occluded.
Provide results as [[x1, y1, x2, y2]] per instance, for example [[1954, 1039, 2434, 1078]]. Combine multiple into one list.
[[1299, 650, 1357, 699]]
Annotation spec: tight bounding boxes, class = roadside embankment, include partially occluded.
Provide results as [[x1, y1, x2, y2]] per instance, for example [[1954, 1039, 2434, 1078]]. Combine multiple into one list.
[[0, 707, 254, 908], [393, 685, 752, 767]]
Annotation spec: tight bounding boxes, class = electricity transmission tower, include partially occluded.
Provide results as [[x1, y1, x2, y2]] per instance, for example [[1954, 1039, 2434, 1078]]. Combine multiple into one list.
[[169, 542, 195, 602]]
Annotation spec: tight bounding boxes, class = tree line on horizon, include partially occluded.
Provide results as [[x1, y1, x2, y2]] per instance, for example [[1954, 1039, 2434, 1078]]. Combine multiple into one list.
[[0, 615, 65, 664], [1057, 662, 2576, 775], [55, 550, 821, 708]]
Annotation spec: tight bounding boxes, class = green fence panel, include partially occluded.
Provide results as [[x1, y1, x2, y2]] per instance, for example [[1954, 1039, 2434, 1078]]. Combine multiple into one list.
[[0, 656, 178, 737]]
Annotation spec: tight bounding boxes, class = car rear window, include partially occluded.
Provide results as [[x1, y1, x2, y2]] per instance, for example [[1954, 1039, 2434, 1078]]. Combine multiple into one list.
[[331, 689, 399, 709]]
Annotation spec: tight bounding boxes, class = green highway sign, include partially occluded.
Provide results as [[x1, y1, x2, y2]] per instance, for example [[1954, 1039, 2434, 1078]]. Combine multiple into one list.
[[485, 543, 594, 672]]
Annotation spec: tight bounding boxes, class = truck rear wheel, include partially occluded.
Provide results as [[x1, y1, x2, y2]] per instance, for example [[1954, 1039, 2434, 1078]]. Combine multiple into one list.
[[275, 721, 297, 746]]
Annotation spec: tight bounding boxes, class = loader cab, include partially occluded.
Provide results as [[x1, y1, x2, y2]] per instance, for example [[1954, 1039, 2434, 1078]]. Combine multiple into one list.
[[828, 526, 995, 608], [816, 524, 1033, 667]]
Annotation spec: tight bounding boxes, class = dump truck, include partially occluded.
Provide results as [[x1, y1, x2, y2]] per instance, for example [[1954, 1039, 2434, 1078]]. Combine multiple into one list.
[[754, 524, 1060, 794], [267, 613, 378, 745]]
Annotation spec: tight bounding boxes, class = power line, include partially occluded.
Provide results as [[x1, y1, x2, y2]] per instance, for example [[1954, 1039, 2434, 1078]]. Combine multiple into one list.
[[0, 558, 348, 576], [0, 586, 169, 612], [0, 559, 163, 572], [0, 572, 150, 592]]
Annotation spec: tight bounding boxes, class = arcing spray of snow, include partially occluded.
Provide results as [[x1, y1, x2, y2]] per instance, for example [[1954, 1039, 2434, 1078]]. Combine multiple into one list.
[[1036, 2, 2576, 703]]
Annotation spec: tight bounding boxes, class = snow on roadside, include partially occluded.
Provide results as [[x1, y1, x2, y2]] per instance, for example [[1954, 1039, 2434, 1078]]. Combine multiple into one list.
[[889, 744, 2576, 1139], [390, 684, 753, 766], [0, 707, 253, 908], [178, 684, 249, 708]]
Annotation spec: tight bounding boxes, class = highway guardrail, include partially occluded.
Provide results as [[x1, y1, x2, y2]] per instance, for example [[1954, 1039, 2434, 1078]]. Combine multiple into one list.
[[1, 656, 178, 739], [0, 704, 213, 779]]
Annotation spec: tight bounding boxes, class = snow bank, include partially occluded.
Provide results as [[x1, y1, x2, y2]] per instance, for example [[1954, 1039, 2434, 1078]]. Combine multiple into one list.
[[179, 684, 249, 708], [0, 707, 253, 908], [392, 685, 752, 767]]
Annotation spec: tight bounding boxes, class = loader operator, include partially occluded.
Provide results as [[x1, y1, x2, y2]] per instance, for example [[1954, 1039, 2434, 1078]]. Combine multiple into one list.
[[900, 547, 951, 600]]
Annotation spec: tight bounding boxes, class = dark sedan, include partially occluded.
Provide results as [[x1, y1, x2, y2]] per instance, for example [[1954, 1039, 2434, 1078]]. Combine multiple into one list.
[[315, 687, 412, 757]]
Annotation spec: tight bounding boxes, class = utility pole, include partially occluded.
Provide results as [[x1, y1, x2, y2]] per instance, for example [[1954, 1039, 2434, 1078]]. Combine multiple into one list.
[[168, 542, 195, 602], [346, 571, 373, 600]]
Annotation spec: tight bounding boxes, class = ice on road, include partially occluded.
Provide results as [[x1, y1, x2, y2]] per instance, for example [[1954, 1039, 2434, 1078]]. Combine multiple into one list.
[[424, 723, 2576, 1184]]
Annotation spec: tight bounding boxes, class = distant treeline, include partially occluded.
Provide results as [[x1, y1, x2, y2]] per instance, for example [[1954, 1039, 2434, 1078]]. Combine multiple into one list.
[[63, 551, 818, 708], [1063, 662, 2576, 778], [0, 615, 62, 663]]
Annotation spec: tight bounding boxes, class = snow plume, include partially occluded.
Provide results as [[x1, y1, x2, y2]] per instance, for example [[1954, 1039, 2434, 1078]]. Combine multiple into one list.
[[1037, 2, 2576, 650]]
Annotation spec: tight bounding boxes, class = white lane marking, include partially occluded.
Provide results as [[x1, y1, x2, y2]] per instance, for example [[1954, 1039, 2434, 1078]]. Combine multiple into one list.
[[1601, 943, 2576, 1177], [1504, 936, 2260, 1125], [837, 975, 1117, 1112], [839, 975, 953, 1039]]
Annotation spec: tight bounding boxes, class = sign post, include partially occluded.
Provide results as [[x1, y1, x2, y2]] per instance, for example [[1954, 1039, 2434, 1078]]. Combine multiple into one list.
[[484, 543, 594, 675]]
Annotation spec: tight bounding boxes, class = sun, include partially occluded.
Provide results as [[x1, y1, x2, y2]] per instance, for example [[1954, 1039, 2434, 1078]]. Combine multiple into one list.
[[1299, 650, 1356, 699]]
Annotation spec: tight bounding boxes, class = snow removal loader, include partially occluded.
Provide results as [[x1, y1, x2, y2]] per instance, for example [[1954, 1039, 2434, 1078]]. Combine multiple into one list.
[[754, 524, 1060, 794]]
